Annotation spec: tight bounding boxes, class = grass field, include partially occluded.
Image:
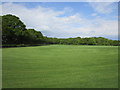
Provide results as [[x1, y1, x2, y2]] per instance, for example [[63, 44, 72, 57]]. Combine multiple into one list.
[[2, 45, 118, 88]]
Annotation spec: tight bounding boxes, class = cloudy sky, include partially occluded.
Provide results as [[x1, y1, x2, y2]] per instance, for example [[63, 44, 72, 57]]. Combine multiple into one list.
[[1, 2, 118, 40]]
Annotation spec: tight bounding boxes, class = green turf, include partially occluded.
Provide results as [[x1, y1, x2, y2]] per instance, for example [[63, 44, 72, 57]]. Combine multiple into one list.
[[2, 45, 118, 88]]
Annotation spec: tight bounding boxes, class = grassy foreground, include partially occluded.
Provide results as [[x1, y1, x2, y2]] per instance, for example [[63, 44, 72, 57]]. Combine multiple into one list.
[[2, 45, 118, 88]]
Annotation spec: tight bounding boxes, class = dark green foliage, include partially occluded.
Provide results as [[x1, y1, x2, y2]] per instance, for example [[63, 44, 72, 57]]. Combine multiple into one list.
[[44, 37, 120, 46], [2, 14, 26, 44], [2, 14, 44, 45], [23, 29, 44, 44], [2, 14, 120, 46]]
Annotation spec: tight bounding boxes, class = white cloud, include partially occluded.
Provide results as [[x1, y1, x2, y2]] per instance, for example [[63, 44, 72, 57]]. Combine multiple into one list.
[[89, 2, 116, 14], [91, 13, 97, 16], [1, 3, 118, 39]]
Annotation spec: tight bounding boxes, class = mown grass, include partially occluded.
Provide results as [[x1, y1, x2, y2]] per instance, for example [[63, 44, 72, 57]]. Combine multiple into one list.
[[2, 45, 118, 88]]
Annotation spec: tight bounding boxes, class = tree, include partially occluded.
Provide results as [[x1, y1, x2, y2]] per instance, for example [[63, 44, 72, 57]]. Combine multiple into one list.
[[24, 29, 44, 44], [2, 14, 26, 44], [87, 38, 96, 45], [2, 14, 119, 46]]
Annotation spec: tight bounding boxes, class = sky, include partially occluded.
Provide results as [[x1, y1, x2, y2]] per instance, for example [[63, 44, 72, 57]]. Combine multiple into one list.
[[1, 2, 118, 40]]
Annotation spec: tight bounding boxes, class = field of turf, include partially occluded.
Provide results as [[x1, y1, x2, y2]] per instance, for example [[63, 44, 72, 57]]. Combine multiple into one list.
[[2, 45, 118, 88]]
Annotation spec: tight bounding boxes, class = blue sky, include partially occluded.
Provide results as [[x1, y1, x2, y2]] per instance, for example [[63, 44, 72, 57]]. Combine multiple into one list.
[[1, 2, 118, 40]]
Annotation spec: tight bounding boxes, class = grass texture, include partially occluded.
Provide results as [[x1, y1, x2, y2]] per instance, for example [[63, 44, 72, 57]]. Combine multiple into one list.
[[2, 45, 118, 88]]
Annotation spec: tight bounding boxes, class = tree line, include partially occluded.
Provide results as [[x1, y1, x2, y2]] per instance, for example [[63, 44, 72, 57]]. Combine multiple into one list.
[[1, 14, 120, 47]]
